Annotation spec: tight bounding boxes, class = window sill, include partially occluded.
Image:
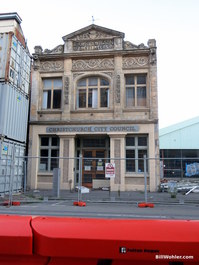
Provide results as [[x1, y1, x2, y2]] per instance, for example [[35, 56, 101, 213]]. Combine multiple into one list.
[[38, 109, 62, 114], [123, 108, 149, 112], [125, 173, 148, 178], [37, 172, 53, 176], [71, 109, 114, 114]]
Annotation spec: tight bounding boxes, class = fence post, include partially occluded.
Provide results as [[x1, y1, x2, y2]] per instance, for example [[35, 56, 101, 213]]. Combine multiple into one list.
[[9, 145, 15, 206], [23, 160, 27, 193], [144, 155, 147, 203], [78, 154, 82, 202]]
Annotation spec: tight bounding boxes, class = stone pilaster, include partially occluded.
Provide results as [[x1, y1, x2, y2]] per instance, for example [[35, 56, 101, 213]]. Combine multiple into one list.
[[59, 135, 75, 189], [109, 134, 126, 191]]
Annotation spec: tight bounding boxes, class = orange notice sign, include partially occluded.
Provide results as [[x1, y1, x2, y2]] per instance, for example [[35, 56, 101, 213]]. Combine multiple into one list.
[[105, 163, 115, 178]]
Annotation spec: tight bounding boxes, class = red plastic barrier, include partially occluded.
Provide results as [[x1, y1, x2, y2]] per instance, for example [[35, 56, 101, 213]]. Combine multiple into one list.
[[0, 255, 49, 265], [31, 217, 199, 262], [0, 215, 32, 255], [0, 215, 198, 264]]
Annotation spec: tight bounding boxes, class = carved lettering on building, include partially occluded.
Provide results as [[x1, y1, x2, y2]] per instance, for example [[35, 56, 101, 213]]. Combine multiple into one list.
[[46, 125, 139, 133], [122, 57, 149, 68], [64, 77, 69, 105], [39, 61, 64, 72], [73, 39, 114, 51], [116, 75, 120, 103], [72, 59, 114, 71]]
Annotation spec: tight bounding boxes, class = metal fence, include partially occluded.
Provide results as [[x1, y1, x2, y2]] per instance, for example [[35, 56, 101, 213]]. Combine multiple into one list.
[[1, 155, 199, 201]]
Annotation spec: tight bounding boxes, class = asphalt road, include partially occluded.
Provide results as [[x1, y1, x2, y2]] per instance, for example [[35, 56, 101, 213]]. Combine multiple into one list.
[[0, 201, 199, 219]]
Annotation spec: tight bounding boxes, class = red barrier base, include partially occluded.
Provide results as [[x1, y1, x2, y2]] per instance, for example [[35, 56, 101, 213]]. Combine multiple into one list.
[[2, 201, 21, 206], [138, 202, 154, 208], [73, 201, 86, 207]]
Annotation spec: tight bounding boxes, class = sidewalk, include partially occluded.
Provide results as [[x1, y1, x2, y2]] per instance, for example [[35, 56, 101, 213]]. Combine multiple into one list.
[[3, 189, 199, 205]]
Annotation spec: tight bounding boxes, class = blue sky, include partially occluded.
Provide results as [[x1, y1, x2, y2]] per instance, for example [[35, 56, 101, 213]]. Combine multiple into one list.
[[1, 0, 199, 128]]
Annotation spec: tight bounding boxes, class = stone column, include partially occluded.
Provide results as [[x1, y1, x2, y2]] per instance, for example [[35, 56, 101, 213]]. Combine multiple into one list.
[[59, 135, 75, 190], [109, 134, 126, 191]]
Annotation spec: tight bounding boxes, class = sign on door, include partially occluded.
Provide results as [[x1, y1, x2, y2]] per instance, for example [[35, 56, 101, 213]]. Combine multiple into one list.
[[105, 163, 115, 178]]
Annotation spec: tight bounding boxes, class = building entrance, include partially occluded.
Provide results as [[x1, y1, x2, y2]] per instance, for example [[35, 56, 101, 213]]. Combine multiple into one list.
[[82, 150, 106, 187], [76, 137, 110, 188]]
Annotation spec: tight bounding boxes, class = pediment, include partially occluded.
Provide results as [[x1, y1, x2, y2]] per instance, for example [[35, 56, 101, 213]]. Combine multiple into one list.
[[62, 24, 125, 41]]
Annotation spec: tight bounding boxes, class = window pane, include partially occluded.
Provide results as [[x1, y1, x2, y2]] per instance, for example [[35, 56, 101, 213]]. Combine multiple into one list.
[[88, 77, 98, 86], [53, 78, 62, 88], [138, 137, 147, 146], [77, 89, 86, 108], [40, 149, 48, 171], [100, 88, 109, 107], [100, 79, 109, 86], [126, 150, 135, 172], [126, 75, 134, 85], [126, 137, 135, 146], [126, 87, 135, 107], [88, 88, 98, 108], [42, 90, 51, 109], [137, 75, 146, 84], [51, 150, 59, 170], [52, 137, 59, 146], [138, 149, 147, 172], [77, 79, 86, 87], [41, 137, 49, 146], [53, 90, 61, 108], [137, 87, 146, 106], [43, 79, 52, 88]]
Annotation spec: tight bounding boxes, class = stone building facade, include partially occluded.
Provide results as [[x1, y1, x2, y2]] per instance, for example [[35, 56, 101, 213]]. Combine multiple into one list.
[[28, 24, 159, 192]]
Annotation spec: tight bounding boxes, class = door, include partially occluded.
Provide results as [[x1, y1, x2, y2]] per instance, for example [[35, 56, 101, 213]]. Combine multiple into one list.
[[82, 150, 106, 187]]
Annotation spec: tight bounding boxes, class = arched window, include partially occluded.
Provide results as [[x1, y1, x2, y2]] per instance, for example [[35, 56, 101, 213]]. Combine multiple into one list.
[[76, 77, 109, 109]]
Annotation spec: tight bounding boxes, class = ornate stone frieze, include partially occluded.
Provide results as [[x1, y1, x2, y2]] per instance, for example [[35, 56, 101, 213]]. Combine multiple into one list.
[[64, 77, 69, 105], [73, 39, 114, 51], [72, 30, 112, 40], [115, 75, 120, 104], [39, 61, 64, 72], [122, 57, 149, 68], [72, 59, 114, 71]]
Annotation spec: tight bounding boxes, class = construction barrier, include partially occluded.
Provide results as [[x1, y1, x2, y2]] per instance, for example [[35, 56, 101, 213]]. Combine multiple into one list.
[[0, 215, 198, 264]]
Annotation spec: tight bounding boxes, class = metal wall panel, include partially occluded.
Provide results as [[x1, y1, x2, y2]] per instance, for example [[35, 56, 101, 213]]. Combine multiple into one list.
[[0, 33, 31, 94], [0, 33, 11, 80], [9, 35, 31, 94], [0, 139, 25, 194], [0, 83, 29, 143]]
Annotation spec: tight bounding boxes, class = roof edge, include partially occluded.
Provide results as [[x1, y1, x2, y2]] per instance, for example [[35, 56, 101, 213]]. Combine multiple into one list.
[[62, 24, 125, 41], [0, 12, 22, 24]]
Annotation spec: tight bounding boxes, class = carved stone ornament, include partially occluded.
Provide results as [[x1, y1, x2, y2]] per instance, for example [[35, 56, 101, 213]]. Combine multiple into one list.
[[73, 39, 114, 51], [122, 57, 149, 68], [102, 72, 113, 78], [124, 41, 138, 49], [72, 30, 113, 40], [64, 77, 69, 105], [43, 45, 64, 54], [72, 59, 114, 71], [115, 75, 120, 104], [39, 61, 64, 72], [73, 73, 84, 79]]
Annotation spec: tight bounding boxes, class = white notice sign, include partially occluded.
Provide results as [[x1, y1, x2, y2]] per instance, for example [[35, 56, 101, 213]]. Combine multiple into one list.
[[105, 163, 115, 178]]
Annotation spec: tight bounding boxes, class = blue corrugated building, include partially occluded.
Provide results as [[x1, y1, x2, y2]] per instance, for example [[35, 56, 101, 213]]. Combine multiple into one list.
[[159, 117, 199, 179]]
